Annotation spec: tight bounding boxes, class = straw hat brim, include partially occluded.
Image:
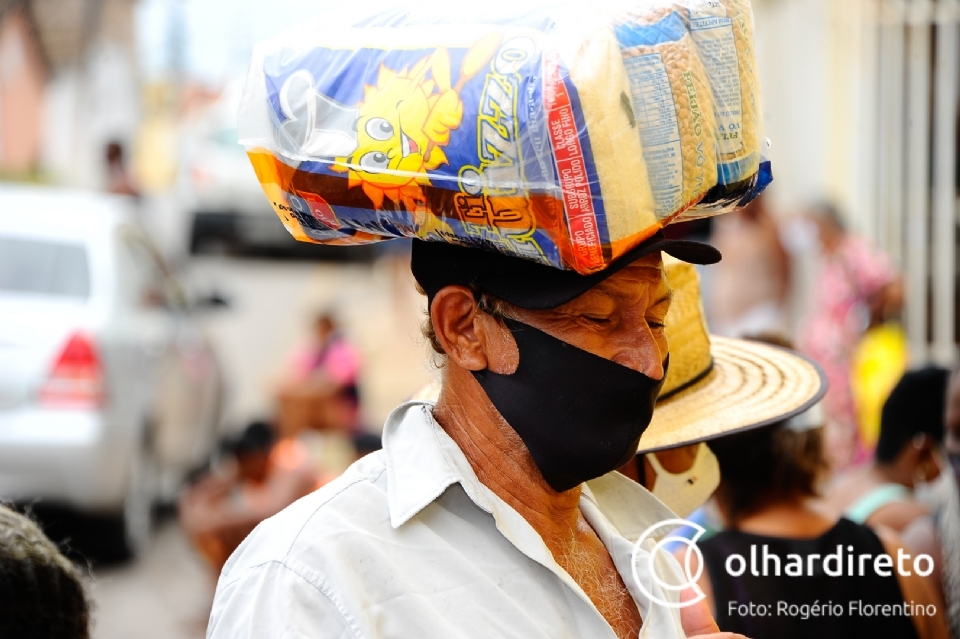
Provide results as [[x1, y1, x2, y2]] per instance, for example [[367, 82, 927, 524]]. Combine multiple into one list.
[[637, 336, 827, 454]]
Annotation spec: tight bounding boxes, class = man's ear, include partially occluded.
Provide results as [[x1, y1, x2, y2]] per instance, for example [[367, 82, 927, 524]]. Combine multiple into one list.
[[431, 286, 488, 371]]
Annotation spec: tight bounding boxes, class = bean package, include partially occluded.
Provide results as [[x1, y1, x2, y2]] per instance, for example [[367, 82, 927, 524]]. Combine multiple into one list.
[[239, 0, 770, 274]]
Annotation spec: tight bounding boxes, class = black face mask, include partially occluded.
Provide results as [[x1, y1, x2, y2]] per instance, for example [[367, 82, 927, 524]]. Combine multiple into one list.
[[472, 317, 667, 492]]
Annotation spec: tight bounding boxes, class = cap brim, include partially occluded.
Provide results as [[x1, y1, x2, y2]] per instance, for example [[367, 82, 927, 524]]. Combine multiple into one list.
[[636, 336, 828, 453], [412, 232, 721, 311]]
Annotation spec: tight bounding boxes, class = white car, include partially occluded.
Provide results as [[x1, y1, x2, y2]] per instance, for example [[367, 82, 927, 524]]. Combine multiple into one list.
[[0, 185, 224, 557]]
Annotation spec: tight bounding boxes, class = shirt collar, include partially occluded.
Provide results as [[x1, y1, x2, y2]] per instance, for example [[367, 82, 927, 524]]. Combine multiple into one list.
[[382, 400, 678, 540], [581, 472, 679, 541], [382, 401, 465, 528]]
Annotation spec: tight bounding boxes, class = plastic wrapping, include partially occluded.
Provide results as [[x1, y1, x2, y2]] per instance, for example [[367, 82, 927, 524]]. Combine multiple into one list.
[[239, 0, 771, 274]]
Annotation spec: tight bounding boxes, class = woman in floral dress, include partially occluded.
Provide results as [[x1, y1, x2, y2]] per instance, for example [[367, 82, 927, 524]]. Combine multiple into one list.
[[798, 203, 902, 471]]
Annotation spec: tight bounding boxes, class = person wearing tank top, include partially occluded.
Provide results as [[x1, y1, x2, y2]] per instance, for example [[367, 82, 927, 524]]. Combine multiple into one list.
[[827, 367, 949, 534], [684, 418, 949, 639], [700, 518, 922, 638]]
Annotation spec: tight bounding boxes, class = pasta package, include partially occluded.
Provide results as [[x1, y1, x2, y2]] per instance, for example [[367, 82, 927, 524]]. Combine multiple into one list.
[[683, 0, 769, 214], [238, 1, 770, 274], [616, 11, 720, 221], [615, 0, 770, 217]]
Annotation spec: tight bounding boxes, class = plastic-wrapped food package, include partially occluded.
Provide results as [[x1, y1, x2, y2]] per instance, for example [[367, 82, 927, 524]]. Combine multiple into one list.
[[239, 1, 770, 274], [615, 11, 719, 220], [614, 0, 769, 217], [683, 0, 768, 214], [557, 24, 659, 267]]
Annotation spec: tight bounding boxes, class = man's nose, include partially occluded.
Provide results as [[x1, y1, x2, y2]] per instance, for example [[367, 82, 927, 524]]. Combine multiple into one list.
[[613, 325, 665, 380]]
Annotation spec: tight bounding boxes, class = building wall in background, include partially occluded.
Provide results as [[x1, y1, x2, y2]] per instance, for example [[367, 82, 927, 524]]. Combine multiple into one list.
[[752, 0, 861, 218], [0, 6, 46, 174], [36, 0, 138, 188], [753, 0, 960, 363]]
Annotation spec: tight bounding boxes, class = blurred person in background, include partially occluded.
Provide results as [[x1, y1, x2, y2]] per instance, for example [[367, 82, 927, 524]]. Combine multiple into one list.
[[827, 367, 949, 533], [688, 408, 948, 639], [0, 504, 90, 639], [276, 311, 362, 437], [939, 368, 960, 638], [104, 140, 140, 198], [179, 421, 320, 574], [902, 368, 960, 638], [798, 201, 903, 471], [708, 193, 791, 338]]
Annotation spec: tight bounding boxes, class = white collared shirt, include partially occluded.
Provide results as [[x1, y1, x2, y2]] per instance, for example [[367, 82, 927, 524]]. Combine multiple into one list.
[[207, 401, 689, 639]]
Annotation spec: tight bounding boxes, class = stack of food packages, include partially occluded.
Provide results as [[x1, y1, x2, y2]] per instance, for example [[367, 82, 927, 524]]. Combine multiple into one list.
[[239, 0, 769, 274]]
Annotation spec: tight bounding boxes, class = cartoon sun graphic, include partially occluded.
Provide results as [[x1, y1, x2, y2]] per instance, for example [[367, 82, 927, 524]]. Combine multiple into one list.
[[329, 34, 502, 212]]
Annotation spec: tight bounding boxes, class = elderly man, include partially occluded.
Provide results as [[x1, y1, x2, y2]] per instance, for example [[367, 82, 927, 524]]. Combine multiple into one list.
[[207, 234, 741, 639]]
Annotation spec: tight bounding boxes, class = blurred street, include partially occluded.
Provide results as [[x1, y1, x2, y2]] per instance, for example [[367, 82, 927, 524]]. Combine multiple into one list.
[[89, 517, 210, 639]]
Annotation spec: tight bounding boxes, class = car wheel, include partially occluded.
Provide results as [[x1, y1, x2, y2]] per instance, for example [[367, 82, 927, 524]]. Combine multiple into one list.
[[104, 443, 157, 561]]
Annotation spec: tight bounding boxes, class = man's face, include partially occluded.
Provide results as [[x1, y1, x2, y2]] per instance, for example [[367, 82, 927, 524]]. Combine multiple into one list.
[[507, 253, 671, 380]]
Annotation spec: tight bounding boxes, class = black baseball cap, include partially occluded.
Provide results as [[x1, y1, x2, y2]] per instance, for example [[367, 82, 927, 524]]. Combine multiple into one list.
[[411, 231, 721, 311]]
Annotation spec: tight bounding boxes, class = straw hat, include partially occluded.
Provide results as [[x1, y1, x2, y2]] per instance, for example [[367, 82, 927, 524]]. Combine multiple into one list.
[[637, 257, 826, 453]]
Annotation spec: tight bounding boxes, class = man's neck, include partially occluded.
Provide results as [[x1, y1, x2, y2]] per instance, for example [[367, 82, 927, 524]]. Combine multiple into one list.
[[432, 366, 645, 639], [432, 366, 582, 549]]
